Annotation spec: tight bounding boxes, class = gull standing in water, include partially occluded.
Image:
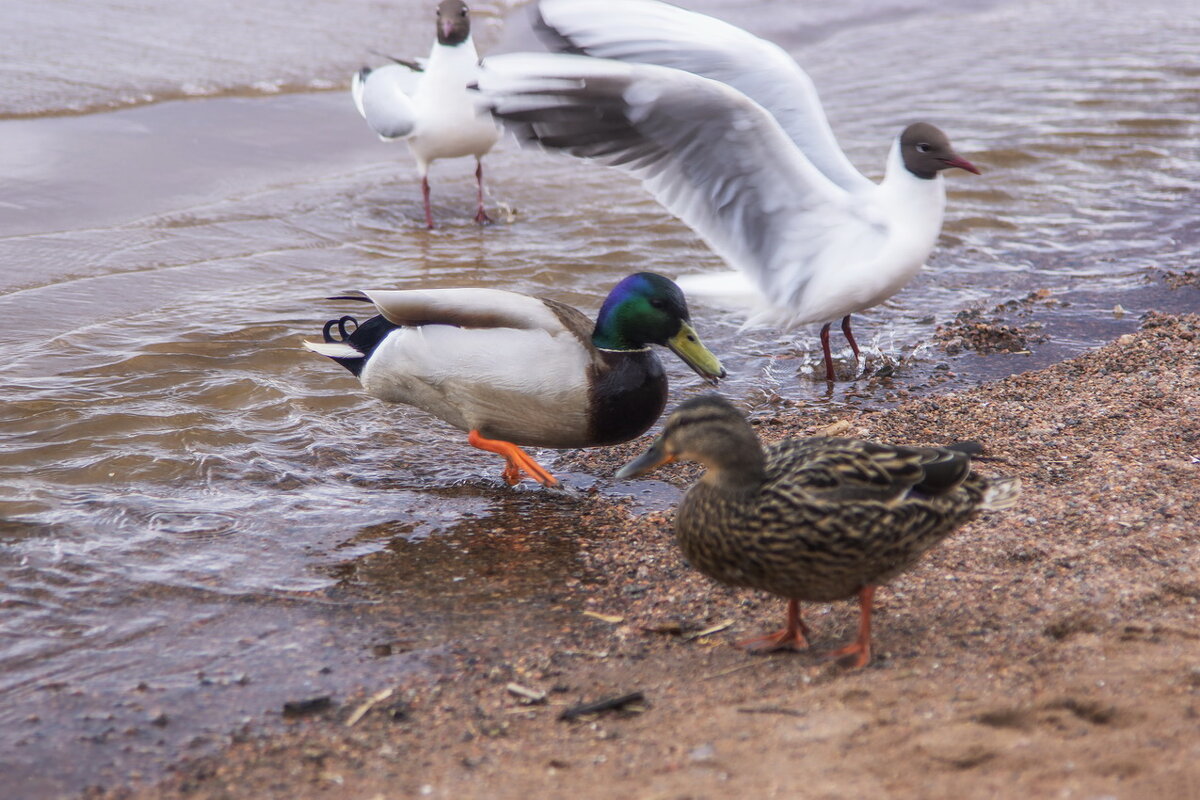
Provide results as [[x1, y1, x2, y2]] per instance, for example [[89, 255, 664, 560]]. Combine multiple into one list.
[[353, 0, 501, 228], [477, 0, 981, 380]]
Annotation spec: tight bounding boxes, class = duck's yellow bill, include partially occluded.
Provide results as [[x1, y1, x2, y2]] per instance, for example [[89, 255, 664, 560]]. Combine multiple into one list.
[[667, 322, 726, 386], [615, 438, 675, 480]]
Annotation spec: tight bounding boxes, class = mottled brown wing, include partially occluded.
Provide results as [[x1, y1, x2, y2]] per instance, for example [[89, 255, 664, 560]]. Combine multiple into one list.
[[763, 438, 971, 505]]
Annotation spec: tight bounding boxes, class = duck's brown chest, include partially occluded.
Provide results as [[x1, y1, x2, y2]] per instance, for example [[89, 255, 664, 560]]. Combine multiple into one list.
[[586, 351, 668, 446]]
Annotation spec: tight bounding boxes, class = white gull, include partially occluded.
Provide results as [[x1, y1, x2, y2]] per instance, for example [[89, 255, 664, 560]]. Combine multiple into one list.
[[477, 0, 980, 380], [352, 0, 501, 228]]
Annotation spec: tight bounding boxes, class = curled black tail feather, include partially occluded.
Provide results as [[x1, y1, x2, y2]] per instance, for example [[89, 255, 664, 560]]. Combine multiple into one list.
[[316, 314, 399, 378], [323, 315, 359, 343]]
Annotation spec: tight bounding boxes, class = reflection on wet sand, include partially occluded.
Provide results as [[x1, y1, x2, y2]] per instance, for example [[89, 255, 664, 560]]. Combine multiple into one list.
[[333, 489, 589, 614]]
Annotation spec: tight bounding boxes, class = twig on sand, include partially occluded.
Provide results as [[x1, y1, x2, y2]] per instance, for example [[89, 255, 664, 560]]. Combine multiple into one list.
[[681, 620, 735, 642], [345, 688, 395, 727], [737, 706, 805, 717], [559, 691, 646, 721], [700, 661, 768, 681], [506, 682, 548, 704]]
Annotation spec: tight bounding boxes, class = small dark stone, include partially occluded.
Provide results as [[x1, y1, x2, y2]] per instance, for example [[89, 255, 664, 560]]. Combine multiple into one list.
[[282, 696, 333, 718]]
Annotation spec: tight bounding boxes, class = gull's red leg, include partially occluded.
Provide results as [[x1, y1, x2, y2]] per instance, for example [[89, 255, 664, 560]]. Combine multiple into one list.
[[841, 314, 861, 363], [819, 322, 836, 382], [473, 159, 492, 225], [421, 175, 435, 230]]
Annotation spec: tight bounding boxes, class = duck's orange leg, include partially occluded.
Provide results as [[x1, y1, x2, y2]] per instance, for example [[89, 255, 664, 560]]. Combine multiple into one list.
[[829, 585, 876, 669], [467, 430, 558, 487], [737, 599, 810, 652]]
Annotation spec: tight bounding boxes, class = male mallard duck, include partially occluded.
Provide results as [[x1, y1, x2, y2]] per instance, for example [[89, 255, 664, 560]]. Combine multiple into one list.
[[478, 0, 981, 380], [305, 273, 725, 487], [617, 394, 1020, 667], [352, 0, 501, 228]]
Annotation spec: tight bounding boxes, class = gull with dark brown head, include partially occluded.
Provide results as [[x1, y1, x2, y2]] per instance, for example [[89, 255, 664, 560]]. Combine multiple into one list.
[[476, 0, 981, 380]]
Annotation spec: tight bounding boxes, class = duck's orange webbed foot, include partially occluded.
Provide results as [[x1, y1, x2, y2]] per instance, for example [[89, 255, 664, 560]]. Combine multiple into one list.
[[736, 599, 810, 652], [738, 628, 810, 652], [467, 430, 558, 487], [828, 641, 871, 669], [827, 585, 876, 669]]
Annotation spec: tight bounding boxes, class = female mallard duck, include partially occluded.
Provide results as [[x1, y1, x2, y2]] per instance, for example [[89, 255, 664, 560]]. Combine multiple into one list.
[[304, 273, 725, 487], [617, 394, 1020, 668]]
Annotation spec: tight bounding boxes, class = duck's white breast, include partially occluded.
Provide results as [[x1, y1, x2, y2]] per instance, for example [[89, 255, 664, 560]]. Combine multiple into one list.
[[360, 324, 593, 447]]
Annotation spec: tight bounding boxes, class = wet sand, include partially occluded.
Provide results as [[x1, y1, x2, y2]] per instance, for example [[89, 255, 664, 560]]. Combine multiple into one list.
[[93, 310, 1200, 799]]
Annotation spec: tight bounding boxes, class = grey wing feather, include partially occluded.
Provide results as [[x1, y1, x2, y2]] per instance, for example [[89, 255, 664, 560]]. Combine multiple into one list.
[[478, 53, 880, 301], [534, 0, 874, 194]]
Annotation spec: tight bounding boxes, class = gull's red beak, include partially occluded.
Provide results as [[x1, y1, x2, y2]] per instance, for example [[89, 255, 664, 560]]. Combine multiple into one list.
[[942, 154, 981, 175]]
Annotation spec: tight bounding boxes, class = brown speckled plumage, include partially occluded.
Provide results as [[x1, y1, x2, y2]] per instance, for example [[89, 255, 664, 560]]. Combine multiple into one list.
[[618, 394, 1020, 667]]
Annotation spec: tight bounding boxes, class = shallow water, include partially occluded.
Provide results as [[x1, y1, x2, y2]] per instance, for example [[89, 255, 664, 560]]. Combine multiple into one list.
[[1, 0, 1198, 793]]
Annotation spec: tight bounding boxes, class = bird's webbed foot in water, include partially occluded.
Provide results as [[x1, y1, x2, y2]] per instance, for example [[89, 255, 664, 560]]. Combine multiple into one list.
[[468, 430, 558, 487]]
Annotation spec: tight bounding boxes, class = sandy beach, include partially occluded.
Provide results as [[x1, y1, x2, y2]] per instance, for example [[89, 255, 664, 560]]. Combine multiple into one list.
[[84, 309, 1199, 799]]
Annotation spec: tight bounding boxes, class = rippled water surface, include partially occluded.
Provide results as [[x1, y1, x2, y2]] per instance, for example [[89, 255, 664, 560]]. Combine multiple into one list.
[[1, 0, 1197, 793]]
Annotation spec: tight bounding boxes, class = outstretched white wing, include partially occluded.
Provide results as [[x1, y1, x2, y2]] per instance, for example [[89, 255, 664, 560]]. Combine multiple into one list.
[[534, 0, 874, 194], [478, 53, 886, 308], [352, 64, 422, 140]]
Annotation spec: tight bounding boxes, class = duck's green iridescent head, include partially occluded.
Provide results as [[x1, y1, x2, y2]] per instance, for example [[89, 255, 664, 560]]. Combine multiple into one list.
[[592, 272, 726, 386]]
